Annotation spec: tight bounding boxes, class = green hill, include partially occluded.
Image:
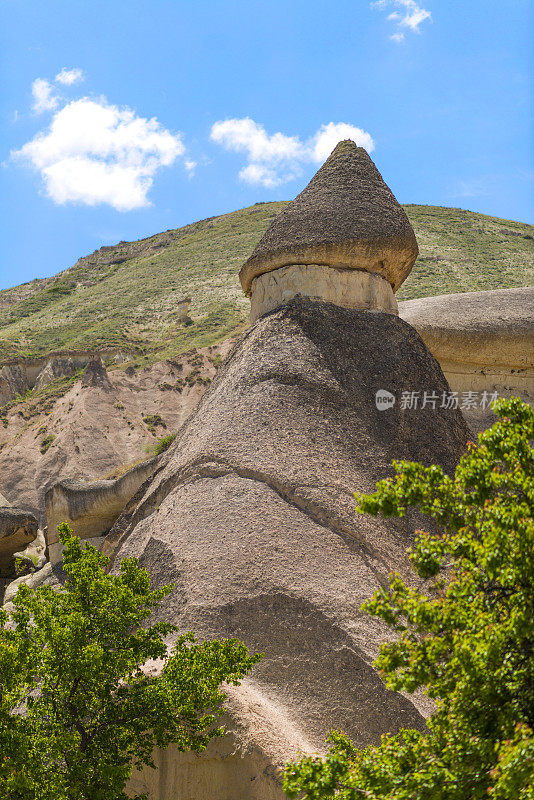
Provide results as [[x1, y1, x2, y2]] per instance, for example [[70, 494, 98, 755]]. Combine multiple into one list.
[[0, 203, 532, 363]]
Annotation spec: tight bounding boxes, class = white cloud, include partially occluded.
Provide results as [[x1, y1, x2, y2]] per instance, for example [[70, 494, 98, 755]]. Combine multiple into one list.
[[239, 163, 286, 189], [184, 159, 197, 177], [13, 97, 187, 211], [401, 3, 431, 31], [310, 122, 375, 162], [31, 79, 60, 114], [31, 69, 85, 114], [373, 0, 431, 40], [55, 67, 85, 86], [210, 118, 375, 188], [211, 118, 301, 163]]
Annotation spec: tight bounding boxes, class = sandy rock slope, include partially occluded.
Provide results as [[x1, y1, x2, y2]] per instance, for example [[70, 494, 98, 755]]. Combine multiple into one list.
[[107, 300, 470, 798]]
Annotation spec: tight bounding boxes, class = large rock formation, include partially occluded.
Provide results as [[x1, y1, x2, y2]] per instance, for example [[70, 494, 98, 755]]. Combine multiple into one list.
[[0, 491, 39, 599], [240, 140, 418, 321], [399, 287, 534, 399], [45, 457, 157, 563], [0, 506, 39, 577], [0, 351, 119, 406], [5, 140, 504, 797], [107, 299, 469, 798]]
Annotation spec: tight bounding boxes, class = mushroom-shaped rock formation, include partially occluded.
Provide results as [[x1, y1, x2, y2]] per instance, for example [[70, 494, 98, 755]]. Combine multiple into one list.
[[240, 140, 418, 322], [45, 457, 158, 563], [399, 287, 534, 399], [105, 299, 469, 799], [0, 507, 39, 577]]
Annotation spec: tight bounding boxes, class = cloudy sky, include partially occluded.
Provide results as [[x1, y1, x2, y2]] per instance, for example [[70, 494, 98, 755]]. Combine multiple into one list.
[[1, 0, 532, 290]]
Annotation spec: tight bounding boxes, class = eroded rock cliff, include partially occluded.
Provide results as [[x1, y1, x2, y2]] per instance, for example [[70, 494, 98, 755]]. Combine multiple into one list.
[[106, 299, 470, 798], [0, 342, 232, 519]]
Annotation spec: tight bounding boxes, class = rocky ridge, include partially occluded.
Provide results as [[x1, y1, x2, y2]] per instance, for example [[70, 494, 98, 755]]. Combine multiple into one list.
[[0, 341, 233, 519]]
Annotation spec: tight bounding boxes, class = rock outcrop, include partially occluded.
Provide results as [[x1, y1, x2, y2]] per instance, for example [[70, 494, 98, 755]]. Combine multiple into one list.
[[240, 140, 418, 322], [34, 357, 78, 391], [250, 263, 399, 321], [0, 343, 232, 516], [0, 507, 39, 577], [108, 299, 469, 798], [0, 486, 44, 602], [399, 287, 534, 399], [0, 363, 28, 406], [81, 357, 113, 390], [0, 350, 122, 406], [175, 296, 192, 324], [45, 457, 158, 562], [13, 528, 47, 574], [2, 561, 55, 607]]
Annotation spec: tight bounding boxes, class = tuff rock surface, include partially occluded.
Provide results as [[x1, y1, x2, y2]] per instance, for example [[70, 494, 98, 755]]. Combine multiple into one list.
[[81, 357, 113, 390], [249, 264, 398, 322], [106, 299, 469, 798], [240, 140, 418, 294], [34, 357, 78, 392], [399, 287, 534, 386], [45, 457, 158, 562], [399, 287, 534, 430]]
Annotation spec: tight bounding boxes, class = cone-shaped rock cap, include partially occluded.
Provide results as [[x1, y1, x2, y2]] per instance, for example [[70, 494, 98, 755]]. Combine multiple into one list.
[[239, 140, 418, 294]]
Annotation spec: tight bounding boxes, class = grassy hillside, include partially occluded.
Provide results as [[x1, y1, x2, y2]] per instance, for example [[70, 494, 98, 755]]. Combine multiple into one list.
[[0, 203, 532, 363]]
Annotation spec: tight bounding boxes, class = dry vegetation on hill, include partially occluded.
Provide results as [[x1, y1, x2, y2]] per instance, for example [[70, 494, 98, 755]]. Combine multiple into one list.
[[0, 203, 531, 363]]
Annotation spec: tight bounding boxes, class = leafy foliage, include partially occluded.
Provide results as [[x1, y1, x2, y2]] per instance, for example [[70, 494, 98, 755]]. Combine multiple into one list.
[[0, 525, 261, 800], [153, 432, 177, 456], [284, 397, 534, 799]]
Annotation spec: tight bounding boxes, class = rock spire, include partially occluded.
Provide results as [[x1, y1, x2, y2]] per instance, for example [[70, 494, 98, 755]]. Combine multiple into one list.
[[240, 139, 418, 322]]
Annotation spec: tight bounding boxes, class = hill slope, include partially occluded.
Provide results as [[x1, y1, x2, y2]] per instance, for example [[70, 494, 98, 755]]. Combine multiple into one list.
[[0, 203, 532, 363]]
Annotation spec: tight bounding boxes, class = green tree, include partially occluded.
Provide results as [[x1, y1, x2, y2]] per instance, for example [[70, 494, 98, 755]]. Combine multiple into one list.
[[0, 525, 261, 800], [284, 397, 534, 800]]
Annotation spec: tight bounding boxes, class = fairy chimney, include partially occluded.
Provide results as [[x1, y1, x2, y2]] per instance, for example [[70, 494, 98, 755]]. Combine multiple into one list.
[[240, 139, 418, 322]]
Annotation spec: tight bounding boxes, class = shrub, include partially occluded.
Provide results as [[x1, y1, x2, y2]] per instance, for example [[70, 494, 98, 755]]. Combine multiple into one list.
[[154, 432, 177, 456], [0, 526, 261, 800], [39, 434, 55, 453], [142, 413, 166, 428]]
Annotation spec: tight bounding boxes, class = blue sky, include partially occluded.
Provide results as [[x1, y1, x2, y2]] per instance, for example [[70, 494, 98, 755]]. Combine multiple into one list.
[[1, 0, 532, 291]]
